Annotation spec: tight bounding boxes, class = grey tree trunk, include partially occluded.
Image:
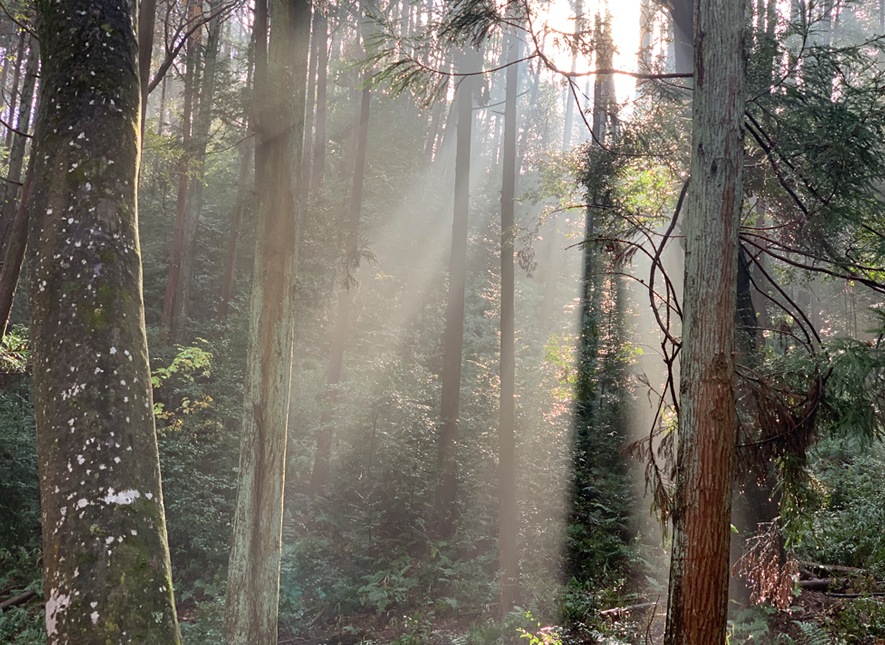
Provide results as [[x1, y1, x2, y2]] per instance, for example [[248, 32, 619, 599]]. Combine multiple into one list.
[[224, 0, 311, 641], [0, 40, 39, 255], [663, 0, 745, 638], [309, 0, 373, 494], [174, 4, 223, 338], [138, 0, 157, 139], [310, 9, 328, 199], [498, 27, 520, 617], [4, 30, 25, 150], [27, 1, 181, 642], [432, 47, 478, 538]]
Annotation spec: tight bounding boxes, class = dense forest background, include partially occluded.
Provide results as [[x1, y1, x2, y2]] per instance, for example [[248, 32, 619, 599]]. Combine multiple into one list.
[[2, 0, 885, 642]]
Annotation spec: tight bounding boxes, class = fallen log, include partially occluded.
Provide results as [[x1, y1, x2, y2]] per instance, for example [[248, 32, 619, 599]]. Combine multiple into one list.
[[798, 578, 846, 591], [0, 590, 36, 611], [600, 601, 661, 617]]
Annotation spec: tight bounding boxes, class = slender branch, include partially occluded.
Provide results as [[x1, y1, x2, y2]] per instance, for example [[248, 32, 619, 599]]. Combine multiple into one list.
[[0, 114, 30, 138], [148, 0, 238, 95], [0, 2, 36, 38], [648, 177, 688, 348], [742, 242, 820, 346]]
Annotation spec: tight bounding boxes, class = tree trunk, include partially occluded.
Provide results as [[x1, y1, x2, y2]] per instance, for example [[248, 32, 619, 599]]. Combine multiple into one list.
[[28, 1, 181, 642], [309, 5, 372, 494], [216, 132, 254, 324], [0, 169, 31, 338], [663, 0, 745, 638], [0, 40, 38, 256], [3, 30, 25, 150], [173, 3, 223, 339], [217, 44, 255, 324], [138, 0, 157, 140], [160, 34, 196, 339], [310, 9, 328, 199], [432, 47, 478, 538], [498, 28, 520, 617], [224, 0, 310, 641], [562, 0, 582, 151], [302, 9, 320, 195]]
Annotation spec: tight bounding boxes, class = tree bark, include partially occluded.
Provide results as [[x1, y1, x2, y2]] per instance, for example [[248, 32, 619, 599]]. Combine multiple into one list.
[[224, 0, 310, 641], [0, 169, 31, 338], [173, 3, 223, 339], [28, 1, 181, 642], [160, 33, 196, 339], [138, 0, 157, 140], [663, 0, 745, 638], [309, 4, 372, 494], [310, 8, 328, 199], [3, 30, 25, 151], [302, 8, 320, 196], [0, 40, 38, 257], [498, 28, 520, 617], [216, 46, 255, 324], [432, 47, 478, 538]]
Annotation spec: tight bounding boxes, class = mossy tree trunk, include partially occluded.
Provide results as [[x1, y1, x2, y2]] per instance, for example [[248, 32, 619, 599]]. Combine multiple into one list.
[[27, 1, 181, 642], [663, 0, 745, 639], [224, 0, 311, 642]]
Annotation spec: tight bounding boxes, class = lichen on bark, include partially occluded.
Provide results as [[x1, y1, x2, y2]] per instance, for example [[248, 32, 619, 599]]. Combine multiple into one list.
[[28, 1, 181, 642]]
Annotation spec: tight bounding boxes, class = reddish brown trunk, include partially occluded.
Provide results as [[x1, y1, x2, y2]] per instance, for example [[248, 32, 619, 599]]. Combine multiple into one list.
[[663, 0, 745, 637]]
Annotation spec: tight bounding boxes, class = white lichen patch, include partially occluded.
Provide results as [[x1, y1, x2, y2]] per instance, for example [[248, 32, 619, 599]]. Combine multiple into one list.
[[45, 591, 71, 637], [102, 489, 140, 505]]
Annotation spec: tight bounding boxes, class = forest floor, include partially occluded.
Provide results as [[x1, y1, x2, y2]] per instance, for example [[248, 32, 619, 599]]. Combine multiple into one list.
[[269, 589, 885, 645], [3, 584, 885, 643]]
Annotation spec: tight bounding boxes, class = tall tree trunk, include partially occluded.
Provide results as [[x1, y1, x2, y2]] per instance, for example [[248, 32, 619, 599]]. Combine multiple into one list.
[[224, 0, 310, 641], [173, 3, 223, 339], [161, 35, 196, 339], [138, 0, 157, 141], [157, 73, 167, 136], [216, 133, 254, 324], [668, 0, 693, 75], [302, 8, 320, 195], [217, 41, 255, 324], [0, 39, 39, 329], [498, 27, 520, 617], [310, 9, 328, 199], [0, 40, 38, 255], [4, 30, 25, 150], [432, 47, 478, 538], [562, 0, 582, 150], [28, 1, 181, 642], [309, 4, 373, 494], [0, 169, 30, 338], [0, 38, 11, 130], [663, 0, 745, 637]]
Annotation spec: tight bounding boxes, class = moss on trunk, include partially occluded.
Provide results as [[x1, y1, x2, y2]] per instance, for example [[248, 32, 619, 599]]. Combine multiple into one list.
[[28, 1, 181, 642]]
